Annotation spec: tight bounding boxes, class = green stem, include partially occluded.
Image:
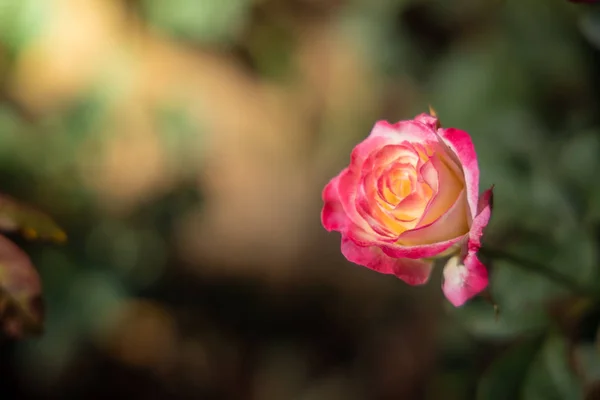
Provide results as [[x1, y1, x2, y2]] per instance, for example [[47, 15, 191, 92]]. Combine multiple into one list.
[[480, 247, 600, 300]]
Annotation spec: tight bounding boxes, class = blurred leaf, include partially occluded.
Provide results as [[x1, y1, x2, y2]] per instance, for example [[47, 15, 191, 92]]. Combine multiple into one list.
[[246, 22, 296, 80], [558, 131, 600, 189], [142, 0, 250, 44], [69, 270, 128, 341], [449, 298, 549, 341], [522, 334, 584, 400], [0, 195, 66, 243], [427, 38, 532, 128], [156, 103, 204, 176], [473, 221, 597, 341], [552, 227, 598, 287], [574, 343, 600, 384], [0, 0, 49, 54], [506, 0, 586, 91], [0, 234, 43, 337], [580, 10, 600, 50], [477, 336, 542, 400]]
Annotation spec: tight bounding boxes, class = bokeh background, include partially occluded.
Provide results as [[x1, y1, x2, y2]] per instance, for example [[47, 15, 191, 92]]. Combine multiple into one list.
[[1, 0, 600, 399]]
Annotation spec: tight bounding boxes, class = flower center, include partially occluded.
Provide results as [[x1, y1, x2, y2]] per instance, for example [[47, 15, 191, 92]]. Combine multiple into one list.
[[372, 144, 435, 234]]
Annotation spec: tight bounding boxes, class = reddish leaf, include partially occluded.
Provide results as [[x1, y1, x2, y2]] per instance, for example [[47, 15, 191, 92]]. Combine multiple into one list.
[[0, 234, 44, 337]]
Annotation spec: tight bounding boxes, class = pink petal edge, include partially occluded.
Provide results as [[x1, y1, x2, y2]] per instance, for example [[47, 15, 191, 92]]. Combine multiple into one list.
[[413, 113, 440, 130], [468, 187, 494, 252], [442, 253, 488, 307], [437, 127, 480, 221], [341, 237, 433, 285], [442, 187, 494, 307], [321, 175, 348, 232]]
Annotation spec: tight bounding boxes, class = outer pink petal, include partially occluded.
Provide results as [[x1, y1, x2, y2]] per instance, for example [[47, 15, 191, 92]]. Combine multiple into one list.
[[442, 187, 493, 307], [341, 238, 433, 285], [337, 168, 387, 240], [467, 187, 494, 252], [321, 174, 348, 232], [413, 113, 440, 130], [369, 120, 439, 145], [437, 127, 480, 221], [345, 120, 433, 175], [381, 234, 466, 259], [442, 254, 488, 307]]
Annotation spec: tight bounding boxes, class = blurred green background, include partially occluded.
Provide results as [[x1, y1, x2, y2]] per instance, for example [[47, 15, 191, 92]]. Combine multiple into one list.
[[0, 0, 600, 399]]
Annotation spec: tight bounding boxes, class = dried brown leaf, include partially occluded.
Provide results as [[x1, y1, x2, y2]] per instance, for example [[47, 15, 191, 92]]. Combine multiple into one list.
[[0, 195, 67, 243], [0, 234, 44, 337]]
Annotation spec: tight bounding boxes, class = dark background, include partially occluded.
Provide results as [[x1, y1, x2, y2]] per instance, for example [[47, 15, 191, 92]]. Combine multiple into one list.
[[1, 0, 600, 398]]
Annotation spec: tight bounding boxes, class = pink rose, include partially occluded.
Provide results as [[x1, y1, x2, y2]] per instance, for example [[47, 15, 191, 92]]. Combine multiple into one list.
[[321, 112, 493, 306]]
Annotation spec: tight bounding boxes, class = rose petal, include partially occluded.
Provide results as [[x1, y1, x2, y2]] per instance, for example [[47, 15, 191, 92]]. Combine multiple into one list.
[[337, 168, 386, 239], [370, 120, 439, 146], [441, 187, 493, 307], [393, 192, 426, 222], [398, 189, 469, 246], [333, 120, 442, 240], [467, 187, 494, 252], [441, 254, 488, 307], [414, 113, 440, 130], [359, 170, 408, 235], [417, 155, 464, 228], [341, 238, 433, 285], [321, 174, 348, 232], [437, 127, 481, 221], [381, 234, 466, 259]]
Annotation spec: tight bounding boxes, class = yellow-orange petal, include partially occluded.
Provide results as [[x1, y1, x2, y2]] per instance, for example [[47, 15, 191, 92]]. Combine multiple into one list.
[[398, 189, 469, 246], [417, 154, 464, 228]]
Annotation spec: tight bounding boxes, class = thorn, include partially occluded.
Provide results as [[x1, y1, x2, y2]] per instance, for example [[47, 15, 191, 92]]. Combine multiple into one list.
[[428, 105, 441, 129], [428, 104, 437, 117]]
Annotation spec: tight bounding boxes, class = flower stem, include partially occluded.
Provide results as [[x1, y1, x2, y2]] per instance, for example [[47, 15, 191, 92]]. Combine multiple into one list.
[[480, 247, 600, 300]]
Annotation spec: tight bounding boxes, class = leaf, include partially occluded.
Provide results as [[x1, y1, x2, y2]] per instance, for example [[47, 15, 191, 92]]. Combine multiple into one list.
[[522, 334, 584, 400], [142, 0, 251, 44], [449, 298, 549, 341], [0, 195, 67, 243], [0, 0, 49, 53], [477, 336, 543, 400], [0, 234, 44, 337], [580, 10, 600, 51], [574, 343, 600, 384]]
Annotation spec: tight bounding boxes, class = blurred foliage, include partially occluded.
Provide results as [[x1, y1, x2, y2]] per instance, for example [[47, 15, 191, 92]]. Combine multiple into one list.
[[0, 195, 65, 338], [0, 0, 598, 399]]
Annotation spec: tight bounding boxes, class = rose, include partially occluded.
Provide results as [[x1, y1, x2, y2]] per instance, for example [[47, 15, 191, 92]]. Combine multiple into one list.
[[321, 112, 493, 306]]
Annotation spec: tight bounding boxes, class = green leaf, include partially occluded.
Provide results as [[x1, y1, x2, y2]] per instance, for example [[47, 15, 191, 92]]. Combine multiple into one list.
[[522, 334, 584, 400], [0, 0, 50, 56], [142, 0, 251, 44], [580, 10, 600, 51], [558, 131, 600, 190], [0, 195, 67, 243], [449, 298, 548, 341], [574, 343, 600, 384], [0, 234, 43, 337], [477, 336, 543, 400]]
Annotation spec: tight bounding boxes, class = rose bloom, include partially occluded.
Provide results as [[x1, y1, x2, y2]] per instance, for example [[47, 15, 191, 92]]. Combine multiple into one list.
[[321, 112, 493, 306]]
